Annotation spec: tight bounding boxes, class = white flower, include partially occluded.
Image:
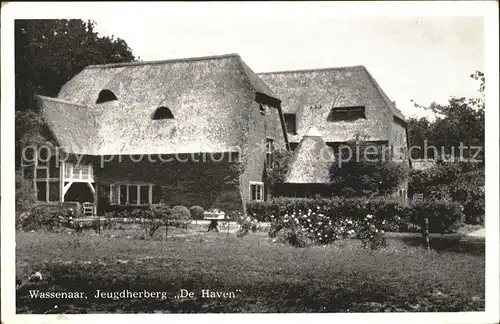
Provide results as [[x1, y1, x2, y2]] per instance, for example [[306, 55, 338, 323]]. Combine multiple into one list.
[[347, 220, 353, 225], [366, 215, 373, 219]]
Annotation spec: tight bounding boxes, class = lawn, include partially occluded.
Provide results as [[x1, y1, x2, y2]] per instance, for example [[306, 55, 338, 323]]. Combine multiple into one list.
[[16, 225, 485, 313]]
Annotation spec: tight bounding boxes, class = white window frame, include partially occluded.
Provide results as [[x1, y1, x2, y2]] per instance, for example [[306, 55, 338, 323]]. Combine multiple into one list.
[[112, 183, 154, 206], [259, 104, 268, 116], [249, 181, 264, 202], [266, 137, 275, 154]]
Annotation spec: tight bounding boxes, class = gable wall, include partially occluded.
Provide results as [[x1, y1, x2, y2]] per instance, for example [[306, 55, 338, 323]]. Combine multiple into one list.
[[391, 119, 409, 162]]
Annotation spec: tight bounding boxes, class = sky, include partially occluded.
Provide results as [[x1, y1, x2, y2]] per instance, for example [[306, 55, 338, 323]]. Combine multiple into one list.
[[87, 3, 484, 120]]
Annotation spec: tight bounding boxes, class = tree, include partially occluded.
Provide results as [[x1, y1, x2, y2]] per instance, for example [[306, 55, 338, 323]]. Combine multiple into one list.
[[329, 140, 409, 197], [407, 117, 432, 159], [408, 71, 485, 162], [15, 19, 136, 166]]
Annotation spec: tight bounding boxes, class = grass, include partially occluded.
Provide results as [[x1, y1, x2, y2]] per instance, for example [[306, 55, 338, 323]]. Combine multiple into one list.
[[16, 225, 484, 313]]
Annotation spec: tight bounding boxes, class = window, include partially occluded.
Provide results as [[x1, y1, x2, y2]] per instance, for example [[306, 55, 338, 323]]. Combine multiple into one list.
[[266, 138, 274, 164], [250, 182, 264, 201], [113, 184, 154, 205], [64, 163, 93, 181], [128, 186, 138, 204], [140, 185, 150, 204], [266, 138, 274, 154], [96, 89, 117, 104], [399, 188, 408, 204], [23, 147, 60, 202], [152, 186, 161, 204], [152, 107, 174, 120], [328, 106, 366, 122], [36, 181, 47, 201], [119, 185, 127, 204], [284, 114, 297, 134]]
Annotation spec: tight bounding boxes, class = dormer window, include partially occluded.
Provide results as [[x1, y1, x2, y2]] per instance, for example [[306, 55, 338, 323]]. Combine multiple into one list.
[[284, 114, 297, 134], [152, 106, 174, 120], [328, 106, 366, 122], [259, 104, 267, 116], [96, 89, 117, 104]]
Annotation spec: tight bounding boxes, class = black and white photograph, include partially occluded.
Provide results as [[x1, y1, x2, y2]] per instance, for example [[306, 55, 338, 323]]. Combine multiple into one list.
[[1, 1, 499, 323]]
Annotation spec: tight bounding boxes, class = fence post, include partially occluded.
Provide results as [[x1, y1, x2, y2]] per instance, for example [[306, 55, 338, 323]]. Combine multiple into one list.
[[423, 217, 430, 251]]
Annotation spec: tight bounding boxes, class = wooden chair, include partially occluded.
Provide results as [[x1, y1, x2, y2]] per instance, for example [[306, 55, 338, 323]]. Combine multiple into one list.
[[82, 202, 95, 217]]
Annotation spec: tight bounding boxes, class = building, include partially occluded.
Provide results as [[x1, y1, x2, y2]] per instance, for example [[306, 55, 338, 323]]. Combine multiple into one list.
[[21, 56, 409, 214], [258, 66, 409, 199], [22, 54, 288, 215]]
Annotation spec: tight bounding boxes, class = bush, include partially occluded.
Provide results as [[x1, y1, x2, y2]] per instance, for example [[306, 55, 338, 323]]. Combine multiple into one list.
[[425, 185, 453, 201], [408, 200, 465, 234], [274, 227, 310, 248], [357, 215, 388, 249], [409, 167, 484, 224], [19, 205, 69, 231], [267, 208, 387, 249], [450, 170, 484, 224], [189, 206, 204, 220], [236, 213, 259, 237], [131, 205, 173, 238], [171, 205, 190, 228], [329, 142, 409, 197], [15, 171, 36, 229], [248, 196, 463, 235]]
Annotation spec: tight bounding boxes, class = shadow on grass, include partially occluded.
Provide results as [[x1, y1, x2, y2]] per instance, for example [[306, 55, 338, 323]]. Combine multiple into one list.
[[396, 236, 485, 255]]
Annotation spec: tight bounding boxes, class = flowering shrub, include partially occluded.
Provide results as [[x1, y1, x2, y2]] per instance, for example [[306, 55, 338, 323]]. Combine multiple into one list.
[[274, 226, 310, 248], [266, 206, 387, 249], [356, 215, 387, 250], [247, 197, 408, 228], [236, 214, 259, 237]]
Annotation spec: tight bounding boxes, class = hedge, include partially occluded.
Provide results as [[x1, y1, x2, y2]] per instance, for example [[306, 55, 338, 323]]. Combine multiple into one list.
[[409, 165, 484, 224], [408, 200, 465, 234], [247, 197, 464, 234]]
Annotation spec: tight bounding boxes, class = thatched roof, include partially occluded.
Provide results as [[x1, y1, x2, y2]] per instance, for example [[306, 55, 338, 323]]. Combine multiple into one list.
[[258, 66, 405, 143], [285, 127, 334, 184], [39, 54, 277, 155], [35, 95, 99, 154]]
